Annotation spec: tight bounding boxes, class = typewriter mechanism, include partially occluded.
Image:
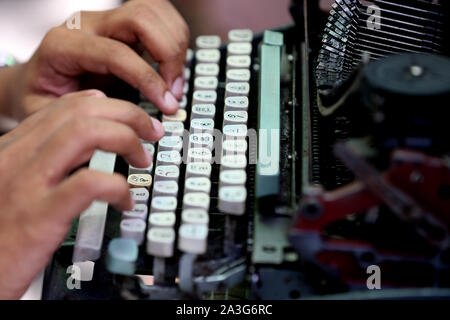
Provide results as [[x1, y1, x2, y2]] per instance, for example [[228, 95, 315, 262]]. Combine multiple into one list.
[[42, 0, 450, 300]]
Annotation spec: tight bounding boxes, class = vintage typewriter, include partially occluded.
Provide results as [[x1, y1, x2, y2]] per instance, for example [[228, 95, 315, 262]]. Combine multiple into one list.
[[42, 0, 450, 299]]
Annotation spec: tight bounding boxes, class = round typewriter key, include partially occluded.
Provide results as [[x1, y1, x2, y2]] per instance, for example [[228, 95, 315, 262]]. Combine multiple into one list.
[[195, 63, 220, 77], [151, 196, 178, 213], [185, 177, 211, 194], [181, 209, 209, 226], [146, 228, 175, 258], [228, 29, 253, 42], [196, 49, 221, 63], [130, 188, 150, 204], [120, 219, 146, 245], [152, 180, 179, 197], [196, 35, 221, 49], [127, 174, 152, 189], [185, 162, 212, 179], [226, 69, 251, 82], [154, 165, 180, 182], [162, 109, 187, 122], [178, 224, 208, 254], [106, 238, 138, 275], [162, 121, 184, 136], [218, 186, 247, 215], [183, 192, 210, 210], [123, 203, 148, 221], [148, 212, 176, 229]]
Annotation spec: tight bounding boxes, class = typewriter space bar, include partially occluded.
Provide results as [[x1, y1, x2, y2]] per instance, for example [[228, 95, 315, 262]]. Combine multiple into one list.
[[72, 151, 117, 262], [256, 31, 283, 198]]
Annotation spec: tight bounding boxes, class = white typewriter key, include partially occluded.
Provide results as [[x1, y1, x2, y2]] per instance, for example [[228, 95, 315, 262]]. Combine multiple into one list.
[[162, 109, 187, 122], [225, 82, 250, 97], [148, 212, 176, 229], [227, 55, 251, 69], [228, 29, 253, 42], [158, 136, 183, 152], [218, 186, 247, 215], [186, 162, 212, 179], [181, 209, 209, 226], [190, 118, 215, 135], [221, 154, 247, 170], [225, 96, 249, 111], [196, 49, 221, 64], [194, 76, 218, 91], [189, 133, 214, 150], [154, 165, 180, 182], [222, 139, 248, 155], [128, 174, 152, 189], [162, 121, 184, 136], [219, 170, 247, 186], [123, 204, 148, 221], [185, 177, 211, 194], [179, 95, 188, 109], [152, 180, 179, 197], [195, 63, 220, 77], [188, 148, 213, 163], [130, 188, 150, 204], [192, 90, 217, 105], [120, 219, 146, 245], [196, 35, 221, 49], [223, 124, 248, 140], [156, 151, 182, 167], [151, 196, 178, 213], [146, 228, 175, 258], [183, 192, 210, 210], [186, 48, 194, 65], [178, 224, 208, 254], [191, 104, 216, 119], [184, 67, 191, 81], [226, 69, 251, 83], [224, 111, 248, 126], [142, 143, 156, 156], [227, 42, 252, 56], [129, 163, 153, 175], [183, 82, 189, 95]]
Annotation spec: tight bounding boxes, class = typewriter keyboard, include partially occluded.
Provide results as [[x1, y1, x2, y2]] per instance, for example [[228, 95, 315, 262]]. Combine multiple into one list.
[[106, 29, 255, 274]]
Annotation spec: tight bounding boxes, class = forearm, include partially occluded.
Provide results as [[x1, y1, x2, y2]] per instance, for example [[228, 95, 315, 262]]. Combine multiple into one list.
[[0, 64, 22, 119]]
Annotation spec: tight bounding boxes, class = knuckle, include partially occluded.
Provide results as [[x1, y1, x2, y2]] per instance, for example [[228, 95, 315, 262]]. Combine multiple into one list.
[[75, 169, 98, 194], [65, 117, 90, 139]]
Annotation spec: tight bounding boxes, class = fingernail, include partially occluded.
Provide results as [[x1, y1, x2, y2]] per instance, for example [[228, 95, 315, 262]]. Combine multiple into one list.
[[171, 76, 184, 97], [151, 117, 165, 138], [143, 147, 153, 166], [85, 89, 106, 98], [164, 91, 179, 113]]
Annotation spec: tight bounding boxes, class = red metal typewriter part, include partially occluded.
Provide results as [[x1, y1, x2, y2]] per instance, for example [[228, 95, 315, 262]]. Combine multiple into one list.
[[289, 143, 450, 288]]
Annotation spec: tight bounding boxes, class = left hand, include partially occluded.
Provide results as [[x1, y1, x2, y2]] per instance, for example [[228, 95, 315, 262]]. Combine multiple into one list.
[[6, 0, 189, 121]]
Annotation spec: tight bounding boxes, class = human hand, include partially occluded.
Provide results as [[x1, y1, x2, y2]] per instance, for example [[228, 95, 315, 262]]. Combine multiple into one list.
[[0, 90, 163, 299], [7, 0, 189, 120]]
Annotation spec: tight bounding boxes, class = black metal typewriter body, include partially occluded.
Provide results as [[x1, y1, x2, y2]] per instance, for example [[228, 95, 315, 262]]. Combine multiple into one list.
[[42, 0, 450, 300]]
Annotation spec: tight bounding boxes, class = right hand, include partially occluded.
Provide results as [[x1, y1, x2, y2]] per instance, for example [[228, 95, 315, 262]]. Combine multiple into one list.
[[7, 0, 189, 120], [0, 90, 163, 299]]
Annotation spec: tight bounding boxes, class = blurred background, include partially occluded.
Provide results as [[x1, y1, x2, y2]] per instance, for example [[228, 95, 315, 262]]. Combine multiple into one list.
[[0, 0, 333, 62]]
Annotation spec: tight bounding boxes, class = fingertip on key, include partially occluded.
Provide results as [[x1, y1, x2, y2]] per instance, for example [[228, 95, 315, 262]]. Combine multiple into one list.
[[164, 91, 179, 115], [171, 76, 184, 99], [143, 147, 153, 167]]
